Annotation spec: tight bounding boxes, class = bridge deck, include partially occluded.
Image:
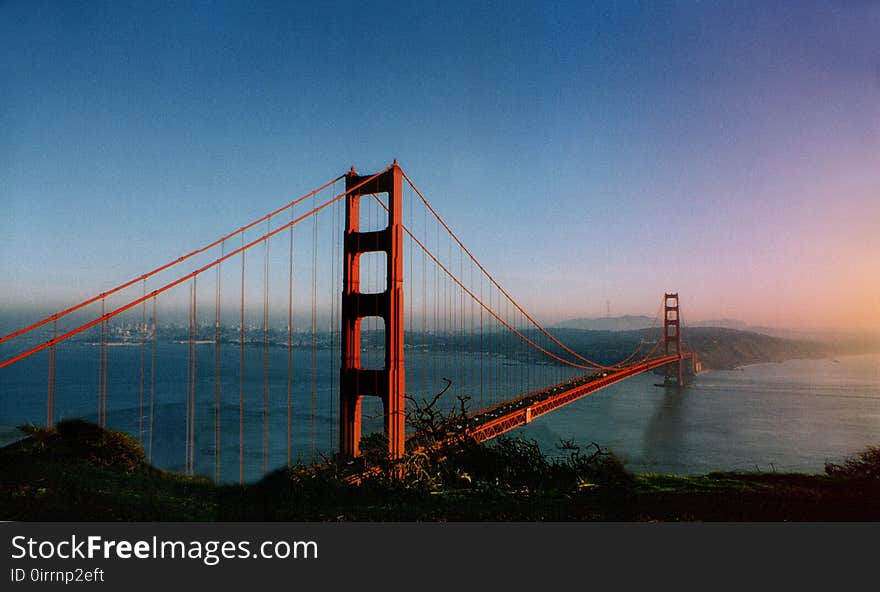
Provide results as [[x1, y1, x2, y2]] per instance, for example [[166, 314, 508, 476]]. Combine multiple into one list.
[[346, 354, 691, 482], [462, 354, 690, 444]]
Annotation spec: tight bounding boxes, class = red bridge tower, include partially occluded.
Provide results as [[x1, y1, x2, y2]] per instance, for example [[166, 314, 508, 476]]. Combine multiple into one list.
[[339, 162, 406, 460], [664, 292, 684, 387]]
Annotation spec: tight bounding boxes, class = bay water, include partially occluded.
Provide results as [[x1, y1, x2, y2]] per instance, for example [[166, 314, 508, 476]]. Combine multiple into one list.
[[2, 341, 878, 480]]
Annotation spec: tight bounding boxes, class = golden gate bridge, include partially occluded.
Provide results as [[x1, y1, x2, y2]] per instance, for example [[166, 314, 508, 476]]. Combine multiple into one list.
[[0, 161, 698, 482]]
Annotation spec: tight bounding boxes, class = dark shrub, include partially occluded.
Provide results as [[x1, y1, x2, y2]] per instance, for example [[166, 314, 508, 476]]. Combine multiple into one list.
[[454, 436, 551, 490], [825, 445, 880, 482], [55, 420, 147, 472], [15, 420, 147, 472]]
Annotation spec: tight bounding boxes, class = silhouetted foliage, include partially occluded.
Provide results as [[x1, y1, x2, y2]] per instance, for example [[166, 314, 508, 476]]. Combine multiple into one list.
[[454, 436, 550, 490], [825, 445, 880, 482], [6, 417, 880, 520], [352, 381, 637, 505], [17, 420, 146, 472]]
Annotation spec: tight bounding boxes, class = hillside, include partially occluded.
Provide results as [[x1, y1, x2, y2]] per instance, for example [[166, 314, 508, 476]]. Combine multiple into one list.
[[553, 316, 749, 331], [3, 422, 879, 521], [541, 326, 829, 370], [553, 316, 655, 331], [674, 326, 830, 370], [405, 325, 831, 370]]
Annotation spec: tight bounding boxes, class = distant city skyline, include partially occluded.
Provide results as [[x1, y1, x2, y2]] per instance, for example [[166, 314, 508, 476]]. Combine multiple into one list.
[[2, 1, 878, 332]]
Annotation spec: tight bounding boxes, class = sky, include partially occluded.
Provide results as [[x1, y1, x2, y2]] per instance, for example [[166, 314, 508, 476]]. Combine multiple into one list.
[[2, 0, 879, 331]]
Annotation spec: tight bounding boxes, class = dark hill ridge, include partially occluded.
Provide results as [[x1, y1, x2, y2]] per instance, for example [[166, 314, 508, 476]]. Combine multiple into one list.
[[553, 315, 656, 331], [409, 326, 830, 370], [540, 326, 829, 370], [670, 326, 829, 370], [553, 316, 749, 332]]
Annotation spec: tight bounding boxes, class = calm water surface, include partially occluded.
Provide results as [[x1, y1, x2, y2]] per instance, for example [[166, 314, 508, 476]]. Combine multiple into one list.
[[522, 353, 880, 474], [2, 342, 878, 479]]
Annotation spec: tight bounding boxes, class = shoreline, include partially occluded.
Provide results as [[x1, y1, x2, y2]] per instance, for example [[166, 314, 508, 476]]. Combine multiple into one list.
[[727, 351, 880, 372]]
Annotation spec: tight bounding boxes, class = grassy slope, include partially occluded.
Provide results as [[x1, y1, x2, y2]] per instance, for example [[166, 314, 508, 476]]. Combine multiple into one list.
[[3, 424, 879, 522]]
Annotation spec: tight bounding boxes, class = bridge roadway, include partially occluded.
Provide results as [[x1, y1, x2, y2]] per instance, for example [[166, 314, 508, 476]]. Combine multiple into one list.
[[343, 354, 692, 482], [461, 354, 692, 445]]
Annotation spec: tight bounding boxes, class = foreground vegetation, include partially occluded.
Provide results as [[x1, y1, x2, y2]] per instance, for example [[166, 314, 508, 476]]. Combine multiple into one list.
[[2, 420, 880, 521]]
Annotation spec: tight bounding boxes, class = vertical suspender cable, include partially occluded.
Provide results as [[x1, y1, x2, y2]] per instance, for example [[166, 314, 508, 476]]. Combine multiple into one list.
[[192, 276, 198, 474], [287, 212, 294, 467], [464, 254, 468, 400], [444, 234, 449, 396], [520, 311, 525, 394], [262, 222, 270, 476], [410, 188, 417, 414], [462, 249, 467, 400], [421, 205, 427, 399], [149, 297, 156, 464], [310, 195, 318, 462], [189, 277, 198, 475], [97, 299, 103, 426], [139, 282, 146, 443], [214, 242, 223, 482], [433, 220, 438, 397], [334, 195, 341, 447], [47, 320, 56, 427], [98, 298, 106, 428], [479, 275, 483, 409], [468, 258, 473, 406], [452, 243, 457, 399], [327, 198, 334, 449], [185, 282, 192, 473], [239, 238, 245, 484]]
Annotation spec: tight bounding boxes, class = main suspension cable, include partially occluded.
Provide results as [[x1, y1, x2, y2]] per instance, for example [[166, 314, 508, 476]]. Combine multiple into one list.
[[372, 192, 647, 372], [0, 168, 393, 370], [0, 175, 347, 346], [401, 172, 637, 371]]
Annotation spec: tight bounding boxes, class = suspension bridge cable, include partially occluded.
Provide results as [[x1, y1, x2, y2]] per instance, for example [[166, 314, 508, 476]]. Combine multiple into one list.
[[262, 221, 270, 476], [421, 201, 427, 399], [401, 172, 641, 371], [328, 197, 335, 452], [185, 282, 191, 473], [239, 236, 245, 484], [192, 277, 198, 474], [395, 211, 603, 371], [47, 320, 56, 427], [368, 193, 608, 371], [188, 276, 198, 475], [214, 241, 222, 483], [0, 176, 347, 347], [149, 297, 156, 464], [287, 213, 294, 467], [602, 301, 665, 369], [623, 295, 680, 367], [139, 282, 146, 443], [310, 190, 318, 463], [0, 168, 393, 370], [99, 298, 107, 427]]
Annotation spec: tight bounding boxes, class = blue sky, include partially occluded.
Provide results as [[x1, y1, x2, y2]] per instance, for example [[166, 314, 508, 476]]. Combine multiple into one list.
[[2, 1, 879, 329]]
